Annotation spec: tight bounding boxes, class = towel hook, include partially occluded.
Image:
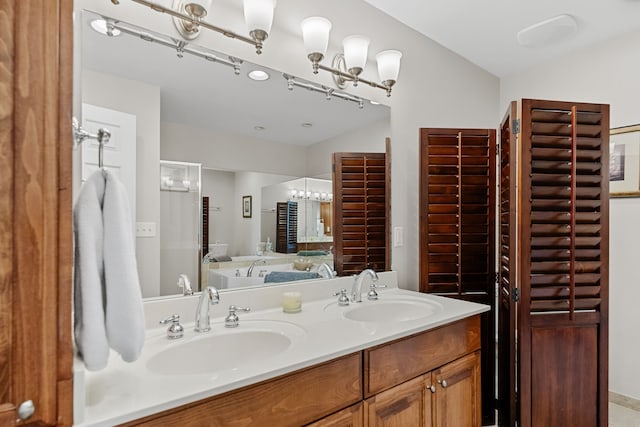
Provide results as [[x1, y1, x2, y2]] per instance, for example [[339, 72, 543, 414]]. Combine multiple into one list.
[[72, 117, 111, 168]]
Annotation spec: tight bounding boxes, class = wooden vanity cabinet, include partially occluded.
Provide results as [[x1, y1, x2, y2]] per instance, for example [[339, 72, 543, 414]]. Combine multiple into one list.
[[121, 316, 481, 427]]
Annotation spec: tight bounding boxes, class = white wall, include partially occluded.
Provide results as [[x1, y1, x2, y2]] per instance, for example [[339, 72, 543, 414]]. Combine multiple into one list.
[[306, 118, 391, 178], [202, 169, 236, 254], [500, 30, 640, 400], [81, 70, 161, 298], [161, 121, 308, 177]]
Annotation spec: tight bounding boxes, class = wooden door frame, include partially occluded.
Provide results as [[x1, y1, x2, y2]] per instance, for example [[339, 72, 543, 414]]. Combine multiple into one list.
[[0, 0, 74, 425]]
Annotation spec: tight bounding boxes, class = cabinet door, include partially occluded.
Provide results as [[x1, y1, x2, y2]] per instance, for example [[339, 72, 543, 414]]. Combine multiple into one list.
[[307, 402, 363, 427], [365, 375, 431, 427], [433, 352, 481, 427]]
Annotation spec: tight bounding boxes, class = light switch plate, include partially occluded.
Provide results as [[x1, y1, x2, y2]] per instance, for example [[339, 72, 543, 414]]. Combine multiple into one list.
[[393, 226, 403, 247], [136, 222, 156, 237]]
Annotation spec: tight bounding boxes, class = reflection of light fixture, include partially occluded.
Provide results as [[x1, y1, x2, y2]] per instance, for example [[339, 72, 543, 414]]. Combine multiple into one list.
[[96, 18, 243, 74], [110, 0, 276, 54], [248, 69, 270, 81], [301, 16, 402, 97], [284, 74, 365, 109], [90, 19, 121, 36]]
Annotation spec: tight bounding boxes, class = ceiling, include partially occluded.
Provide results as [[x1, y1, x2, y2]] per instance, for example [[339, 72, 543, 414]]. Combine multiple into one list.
[[363, 0, 640, 77]]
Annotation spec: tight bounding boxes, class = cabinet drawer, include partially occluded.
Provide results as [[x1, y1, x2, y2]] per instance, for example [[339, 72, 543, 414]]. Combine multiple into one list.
[[364, 315, 480, 396], [124, 353, 362, 427]]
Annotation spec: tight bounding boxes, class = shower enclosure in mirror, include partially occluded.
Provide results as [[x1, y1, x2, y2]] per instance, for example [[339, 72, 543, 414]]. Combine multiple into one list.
[[76, 4, 390, 297]]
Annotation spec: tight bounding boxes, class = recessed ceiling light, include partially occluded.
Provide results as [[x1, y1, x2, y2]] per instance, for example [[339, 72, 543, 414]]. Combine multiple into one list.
[[301, 122, 313, 128], [254, 125, 265, 131], [90, 19, 121, 36], [517, 14, 577, 48], [248, 70, 270, 81]]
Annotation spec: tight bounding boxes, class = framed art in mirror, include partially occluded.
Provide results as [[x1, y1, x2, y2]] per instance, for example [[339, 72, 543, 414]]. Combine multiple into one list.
[[610, 124, 640, 197], [243, 195, 252, 218]]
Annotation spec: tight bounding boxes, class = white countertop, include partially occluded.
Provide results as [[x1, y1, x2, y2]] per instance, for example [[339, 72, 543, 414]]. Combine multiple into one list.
[[74, 272, 489, 426]]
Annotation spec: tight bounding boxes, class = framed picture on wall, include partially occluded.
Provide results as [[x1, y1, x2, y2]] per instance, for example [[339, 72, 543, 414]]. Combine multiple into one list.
[[242, 195, 252, 218], [610, 124, 640, 197]]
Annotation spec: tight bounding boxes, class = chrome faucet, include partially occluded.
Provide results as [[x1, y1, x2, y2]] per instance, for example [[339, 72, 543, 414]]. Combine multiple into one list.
[[318, 263, 336, 279], [247, 259, 267, 277], [177, 273, 193, 296], [351, 269, 379, 303], [195, 286, 220, 332]]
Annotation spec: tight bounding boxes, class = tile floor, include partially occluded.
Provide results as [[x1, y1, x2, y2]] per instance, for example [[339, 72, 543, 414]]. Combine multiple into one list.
[[610, 402, 640, 427]]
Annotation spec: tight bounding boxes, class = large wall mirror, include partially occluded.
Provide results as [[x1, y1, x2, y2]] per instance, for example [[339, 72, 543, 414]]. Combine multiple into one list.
[[76, 7, 390, 298]]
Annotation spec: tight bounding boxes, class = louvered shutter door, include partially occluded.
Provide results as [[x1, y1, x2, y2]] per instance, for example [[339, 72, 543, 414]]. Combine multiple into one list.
[[332, 152, 389, 276], [500, 99, 609, 427], [419, 128, 496, 425]]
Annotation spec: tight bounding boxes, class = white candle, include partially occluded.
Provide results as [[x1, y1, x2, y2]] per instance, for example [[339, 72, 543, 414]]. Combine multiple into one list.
[[282, 291, 302, 313]]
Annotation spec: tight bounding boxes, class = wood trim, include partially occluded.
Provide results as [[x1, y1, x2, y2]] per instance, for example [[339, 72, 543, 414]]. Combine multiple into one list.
[[0, 404, 16, 426], [0, 0, 73, 425], [306, 402, 363, 427], [0, 0, 16, 409]]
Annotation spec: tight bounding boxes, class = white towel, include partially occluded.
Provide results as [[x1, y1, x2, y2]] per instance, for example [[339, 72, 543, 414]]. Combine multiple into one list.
[[103, 169, 145, 362], [73, 170, 145, 370], [73, 171, 109, 371]]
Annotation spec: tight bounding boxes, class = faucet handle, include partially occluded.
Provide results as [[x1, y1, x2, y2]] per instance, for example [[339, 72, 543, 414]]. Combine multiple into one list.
[[159, 314, 184, 339], [367, 283, 387, 300], [334, 289, 350, 306], [225, 305, 251, 328]]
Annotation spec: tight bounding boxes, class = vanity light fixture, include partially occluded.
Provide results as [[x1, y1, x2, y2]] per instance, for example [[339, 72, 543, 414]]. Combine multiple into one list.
[[301, 16, 402, 97], [108, 0, 276, 54]]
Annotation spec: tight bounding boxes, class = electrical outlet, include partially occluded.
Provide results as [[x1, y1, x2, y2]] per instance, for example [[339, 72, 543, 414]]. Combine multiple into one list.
[[136, 222, 156, 237], [393, 226, 403, 247]]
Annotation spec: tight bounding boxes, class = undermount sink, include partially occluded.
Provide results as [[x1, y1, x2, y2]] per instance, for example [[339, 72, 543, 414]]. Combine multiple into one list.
[[325, 297, 443, 323], [146, 321, 305, 376]]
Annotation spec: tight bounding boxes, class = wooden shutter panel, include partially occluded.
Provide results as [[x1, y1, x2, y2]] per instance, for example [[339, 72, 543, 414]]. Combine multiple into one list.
[[276, 201, 298, 254], [499, 99, 609, 427], [419, 128, 496, 425], [332, 152, 389, 276]]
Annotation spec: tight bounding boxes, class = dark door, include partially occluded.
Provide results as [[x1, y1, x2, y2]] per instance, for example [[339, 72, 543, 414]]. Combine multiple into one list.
[[419, 128, 496, 425], [499, 99, 609, 426], [332, 147, 390, 276]]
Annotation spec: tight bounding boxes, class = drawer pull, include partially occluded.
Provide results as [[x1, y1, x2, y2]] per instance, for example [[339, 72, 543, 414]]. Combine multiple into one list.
[[427, 385, 436, 393], [438, 379, 448, 388]]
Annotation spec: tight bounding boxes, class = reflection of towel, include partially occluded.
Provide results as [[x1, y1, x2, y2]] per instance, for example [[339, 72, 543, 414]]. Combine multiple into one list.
[[297, 250, 329, 257], [264, 271, 321, 283], [73, 170, 145, 371]]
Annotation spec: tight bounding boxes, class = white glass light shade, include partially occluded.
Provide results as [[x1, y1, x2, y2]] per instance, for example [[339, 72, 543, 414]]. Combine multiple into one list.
[[376, 50, 402, 83], [184, 0, 212, 18], [243, 0, 277, 34], [301, 17, 332, 56], [343, 35, 370, 72]]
